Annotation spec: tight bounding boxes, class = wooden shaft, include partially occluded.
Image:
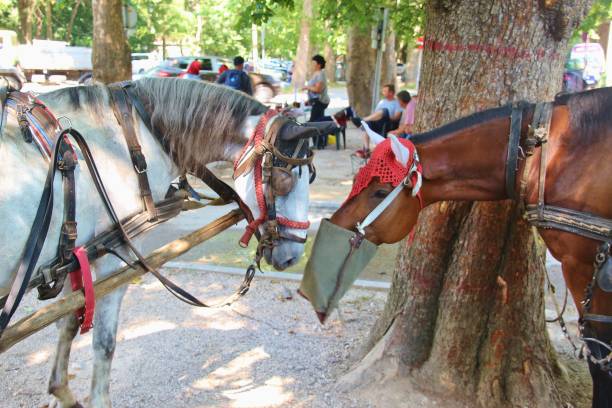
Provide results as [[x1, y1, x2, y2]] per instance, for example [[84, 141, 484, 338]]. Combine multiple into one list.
[[0, 210, 244, 353]]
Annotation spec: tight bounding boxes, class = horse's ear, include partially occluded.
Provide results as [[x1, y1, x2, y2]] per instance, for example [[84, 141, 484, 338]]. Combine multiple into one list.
[[362, 121, 385, 146], [390, 135, 410, 168], [279, 122, 318, 141]]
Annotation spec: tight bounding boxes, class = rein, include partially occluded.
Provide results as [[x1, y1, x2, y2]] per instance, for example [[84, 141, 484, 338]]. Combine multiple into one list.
[[0, 83, 287, 337]]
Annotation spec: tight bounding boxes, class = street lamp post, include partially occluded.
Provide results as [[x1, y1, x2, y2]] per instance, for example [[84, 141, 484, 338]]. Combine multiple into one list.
[[371, 8, 389, 113]]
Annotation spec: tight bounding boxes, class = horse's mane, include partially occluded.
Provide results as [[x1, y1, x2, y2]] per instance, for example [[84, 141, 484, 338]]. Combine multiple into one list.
[[555, 87, 612, 142], [132, 78, 267, 171], [44, 78, 267, 171], [410, 105, 513, 144]]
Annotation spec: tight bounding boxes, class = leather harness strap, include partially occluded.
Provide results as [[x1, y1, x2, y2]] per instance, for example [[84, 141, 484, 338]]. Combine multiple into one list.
[[0, 128, 74, 336], [0, 77, 8, 135], [109, 86, 157, 221], [505, 102, 525, 199], [116, 81, 259, 230], [521, 102, 612, 243]]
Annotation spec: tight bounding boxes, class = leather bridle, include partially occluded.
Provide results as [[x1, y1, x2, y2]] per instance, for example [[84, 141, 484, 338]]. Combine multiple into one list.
[[233, 111, 315, 265], [508, 100, 612, 375]]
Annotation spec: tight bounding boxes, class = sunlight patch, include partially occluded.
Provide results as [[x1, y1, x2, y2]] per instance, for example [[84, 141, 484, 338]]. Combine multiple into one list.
[[26, 349, 50, 366], [119, 320, 177, 341], [223, 376, 294, 407], [192, 347, 269, 390]]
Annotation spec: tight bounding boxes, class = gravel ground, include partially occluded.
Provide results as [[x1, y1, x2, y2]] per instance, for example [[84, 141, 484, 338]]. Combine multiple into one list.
[[1, 268, 386, 408]]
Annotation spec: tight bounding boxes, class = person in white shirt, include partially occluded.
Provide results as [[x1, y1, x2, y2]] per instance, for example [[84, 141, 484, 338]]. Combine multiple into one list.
[[337, 84, 404, 157]]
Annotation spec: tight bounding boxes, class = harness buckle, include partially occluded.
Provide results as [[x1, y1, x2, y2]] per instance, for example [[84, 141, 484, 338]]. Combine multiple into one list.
[[132, 151, 148, 174]]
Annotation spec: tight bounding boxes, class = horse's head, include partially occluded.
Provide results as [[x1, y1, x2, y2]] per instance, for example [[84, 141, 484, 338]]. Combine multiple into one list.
[[299, 135, 424, 322], [332, 135, 423, 245], [234, 113, 317, 270]]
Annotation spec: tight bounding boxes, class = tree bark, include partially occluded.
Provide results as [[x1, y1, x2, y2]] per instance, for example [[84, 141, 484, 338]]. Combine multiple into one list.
[[92, 0, 131, 83], [346, 1, 594, 406], [292, 0, 313, 89], [324, 40, 335, 82], [34, 6, 43, 39], [17, 0, 36, 44], [45, 0, 53, 40], [381, 30, 396, 88], [346, 25, 375, 116]]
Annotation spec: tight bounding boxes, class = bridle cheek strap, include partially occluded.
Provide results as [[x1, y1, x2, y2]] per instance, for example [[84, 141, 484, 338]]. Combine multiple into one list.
[[235, 111, 310, 248], [356, 152, 423, 236]]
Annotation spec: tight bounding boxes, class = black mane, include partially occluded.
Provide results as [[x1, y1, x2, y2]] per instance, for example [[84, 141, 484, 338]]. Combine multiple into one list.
[[555, 87, 612, 137], [410, 104, 513, 144]]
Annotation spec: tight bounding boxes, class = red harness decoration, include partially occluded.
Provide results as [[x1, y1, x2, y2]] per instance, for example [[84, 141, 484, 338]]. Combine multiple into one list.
[[346, 138, 423, 208], [69, 246, 95, 334], [234, 111, 310, 246]]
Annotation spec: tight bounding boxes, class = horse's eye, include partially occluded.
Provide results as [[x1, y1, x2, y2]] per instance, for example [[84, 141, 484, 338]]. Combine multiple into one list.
[[373, 189, 389, 199]]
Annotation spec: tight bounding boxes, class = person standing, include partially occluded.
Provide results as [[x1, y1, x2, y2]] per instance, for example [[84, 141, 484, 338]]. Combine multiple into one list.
[[302, 55, 330, 122], [180, 60, 202, 80], [217, 56, 253, 95]]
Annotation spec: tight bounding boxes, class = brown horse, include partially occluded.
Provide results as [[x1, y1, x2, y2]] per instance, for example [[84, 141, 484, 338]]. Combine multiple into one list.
[[328, 87, 612, 406]]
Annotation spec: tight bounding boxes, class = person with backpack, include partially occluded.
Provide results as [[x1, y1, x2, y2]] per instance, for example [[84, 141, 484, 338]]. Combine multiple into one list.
[[216, 56, 253, 95]]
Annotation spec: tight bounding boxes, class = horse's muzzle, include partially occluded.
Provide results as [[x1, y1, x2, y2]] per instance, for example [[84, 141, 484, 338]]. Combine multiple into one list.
[[298, 219, 378, 323]]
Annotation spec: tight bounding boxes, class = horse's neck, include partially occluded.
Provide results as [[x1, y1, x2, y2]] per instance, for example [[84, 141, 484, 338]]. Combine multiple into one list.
[[416, 116, 512, 206], [39, 92, 179, 204]]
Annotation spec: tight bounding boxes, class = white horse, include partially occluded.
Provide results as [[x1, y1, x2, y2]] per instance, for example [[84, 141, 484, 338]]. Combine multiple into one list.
[[0, 78, 315, 407]]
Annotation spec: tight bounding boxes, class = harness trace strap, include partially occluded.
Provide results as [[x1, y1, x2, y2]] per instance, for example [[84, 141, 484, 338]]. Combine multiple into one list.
[[69, 246, 95, 334]]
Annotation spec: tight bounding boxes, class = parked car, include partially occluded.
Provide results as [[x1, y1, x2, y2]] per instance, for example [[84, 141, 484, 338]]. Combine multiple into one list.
[[138, 61, 280, 103], [131, 52, 160, 75], [139, 65, 184, 79], [163, 56, 229, 81]]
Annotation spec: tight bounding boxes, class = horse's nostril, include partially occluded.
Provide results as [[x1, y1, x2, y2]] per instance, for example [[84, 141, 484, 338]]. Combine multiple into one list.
[[276, 257, 296, 270], [284, 257, 296, 267]]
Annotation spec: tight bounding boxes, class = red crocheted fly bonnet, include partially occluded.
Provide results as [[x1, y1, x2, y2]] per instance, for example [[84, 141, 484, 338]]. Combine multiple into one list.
[[346, 138, 421, 204]]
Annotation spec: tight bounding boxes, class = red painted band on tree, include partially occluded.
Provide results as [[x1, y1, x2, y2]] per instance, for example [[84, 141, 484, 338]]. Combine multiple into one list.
[[423, 38, 562, 61]]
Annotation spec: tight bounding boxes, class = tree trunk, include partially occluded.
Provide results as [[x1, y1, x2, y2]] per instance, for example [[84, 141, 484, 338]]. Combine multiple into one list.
[[17, 0, 36, 44], [45, 0, 53, 40], [17, 0, 33, 43], [92, 0, 131, 84], [65, 0, 81, 44], [380, 30, 396, 88], [324, 40, 335, 82], [344, 1, 594, 406], [292, 0, 313, 90], [346, 25, 375, 116], [34, 6, 43, 39]]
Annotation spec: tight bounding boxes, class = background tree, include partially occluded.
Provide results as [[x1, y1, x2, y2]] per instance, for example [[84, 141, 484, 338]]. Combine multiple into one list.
[[291, 0, 313, 89], [92, 0, 130, 83], [341, 1, 594, 407], [16, 0, 36, 43]]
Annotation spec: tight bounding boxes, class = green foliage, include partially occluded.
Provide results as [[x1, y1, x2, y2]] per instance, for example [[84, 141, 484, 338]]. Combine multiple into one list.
[[239, 0, 294, 25], [318, 0, 425, 53], [577, 0, 612, 36], [129, 0, 195, 52], [53, 0, 94, 46], [0, 0, 18, 32]]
